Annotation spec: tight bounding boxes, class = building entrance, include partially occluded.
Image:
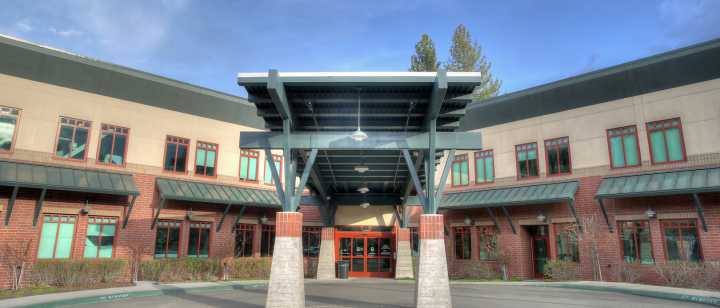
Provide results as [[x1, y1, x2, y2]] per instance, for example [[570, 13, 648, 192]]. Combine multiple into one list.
[[529, 225, 549, 279], [336, 227, 395, 278]]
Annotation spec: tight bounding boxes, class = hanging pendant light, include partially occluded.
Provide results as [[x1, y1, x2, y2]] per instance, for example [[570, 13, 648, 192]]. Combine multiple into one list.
[[351, 88, 368, 142]]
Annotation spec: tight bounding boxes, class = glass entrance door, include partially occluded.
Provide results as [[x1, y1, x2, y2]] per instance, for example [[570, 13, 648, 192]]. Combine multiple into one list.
[[531, 229, 549, 279], [337, 229, 394, 278]]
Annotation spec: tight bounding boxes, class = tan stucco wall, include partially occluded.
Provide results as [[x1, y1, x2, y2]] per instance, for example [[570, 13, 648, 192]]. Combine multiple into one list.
[[334, 206, 396, 226], [0, 73, 287, 186], [438, 77, 720, 188]]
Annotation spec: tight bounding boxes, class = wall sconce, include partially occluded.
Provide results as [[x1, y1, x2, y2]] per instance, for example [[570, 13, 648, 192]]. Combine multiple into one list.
[[645, 208, 657, 219], [79, 200, 89, 215], [185, 208, 193, 221], [536, 212, 547, 223], [259, 214, 269, 224], [463, 216, 473, 226]]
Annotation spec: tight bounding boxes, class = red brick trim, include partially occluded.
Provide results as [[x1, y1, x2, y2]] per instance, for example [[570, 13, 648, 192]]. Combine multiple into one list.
[[419, 214, 444, 240], [275, 212, 302, 237]]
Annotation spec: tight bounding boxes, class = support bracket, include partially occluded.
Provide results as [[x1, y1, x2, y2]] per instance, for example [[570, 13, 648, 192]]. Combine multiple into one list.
[[401, 149, 427, 208], [596, 198, 613, 232], [232, 205, 247, 233], [4, 186, 18, 226], [32, 189, 47, 227], [435, 149, 456, 201], [567, 199, 583, 232], [293, 149, 318, 209], [217, 203, 233, 232], [264, 148, 286, 207], [500, 206, 516, 234], [485, 207, 501, 232], [150, 197, 166, 230], [122, 195, 137, 229], [692, 194, 708, 232]]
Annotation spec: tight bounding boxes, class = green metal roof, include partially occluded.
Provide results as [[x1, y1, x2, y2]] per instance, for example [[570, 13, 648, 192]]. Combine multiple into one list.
[[436, 181, 579, 209], [460, 38, 720, 131], [0, 160, 138, 195], [156, 178, 281, 208], [0, 35, 264, 129], [596, 167, 720, 199]]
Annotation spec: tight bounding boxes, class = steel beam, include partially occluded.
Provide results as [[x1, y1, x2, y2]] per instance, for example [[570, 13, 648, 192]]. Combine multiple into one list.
[[122, 195, 137, 229], [331, 194, 402, 206], [500, 206, 516, 234], [264, 148, 286, 207], [692, 194, 708, 232], [216, 204, 233, 232], [402, 150, 427, 208], [427, 69, 448, 121], [426, 120, 437, 213], [32, 189, 47, 227], [435, 149, 455, 202], [596, 198, 613, 232], [150, 198, 166, 230], [293, 149, 318, 209], [267, 69, 295, 125], [485, 207, 501, 232], [4, 186, 18, 226], [239, 131, 483, 150]]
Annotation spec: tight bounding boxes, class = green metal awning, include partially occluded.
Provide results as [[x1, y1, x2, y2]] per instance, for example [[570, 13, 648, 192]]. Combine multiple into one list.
[[0, 160, 139, 195], [595, 167, 720, 233], [156, 178, 281, 208], [439, 181, 579, 209], [596, 167, 720, 199]]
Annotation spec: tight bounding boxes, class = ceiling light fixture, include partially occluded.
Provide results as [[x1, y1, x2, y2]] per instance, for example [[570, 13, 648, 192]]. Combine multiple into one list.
[[359, 202, 371, 209], [351, 88, 368, 142], [354, 165, 370, 173], [357, 186, 370, 194]]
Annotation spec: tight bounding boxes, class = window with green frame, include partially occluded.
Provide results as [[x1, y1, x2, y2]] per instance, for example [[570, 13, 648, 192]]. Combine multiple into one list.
[[555, 223, 579, 262], [0, 106, 20, 152], [84, 217, 117, 258], [55, 117, 91, 160], [619, 220, 654, 264], [478, 226, 497, 261], [607, 126, 641, 168], [195, 142, 218, 177], [239, 149, 259, 181], [264, 155, 282, 185], [662, 220, 701, 262], [647, 118, 686, 164], [516, 143, 539, 178], [38, 215, 77, 259], [187, 222, 211, 258], [154, 221, 181, 259], [451, 154, 469, 186], [474, 150, 494, 184]]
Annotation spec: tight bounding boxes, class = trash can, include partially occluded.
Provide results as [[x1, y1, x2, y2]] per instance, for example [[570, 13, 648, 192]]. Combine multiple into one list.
[[336, 260, 349, 279]]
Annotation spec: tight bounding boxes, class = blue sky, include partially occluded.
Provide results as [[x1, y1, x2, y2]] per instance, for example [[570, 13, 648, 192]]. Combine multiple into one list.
[[2, 0, 719, 98]]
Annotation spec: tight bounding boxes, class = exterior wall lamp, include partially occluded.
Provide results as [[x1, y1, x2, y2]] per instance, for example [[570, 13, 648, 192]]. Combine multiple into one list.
[[645, 208, 657, 219], [260, 214, 269, 224], [536, 212, 547, 223], [463, 216, 473, 226]]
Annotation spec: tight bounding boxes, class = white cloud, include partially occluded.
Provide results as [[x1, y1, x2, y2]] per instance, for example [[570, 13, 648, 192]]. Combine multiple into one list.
[[49, 27, 83, 37], [15, 19, 33, 32]]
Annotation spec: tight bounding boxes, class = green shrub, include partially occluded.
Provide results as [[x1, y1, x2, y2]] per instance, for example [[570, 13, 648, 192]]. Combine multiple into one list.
[[33, 259, 127, 288], [543, 260, 578, 281], [655, 261, 720, 290], [452, 261, 501, 280], [141, 257, 271, 282]]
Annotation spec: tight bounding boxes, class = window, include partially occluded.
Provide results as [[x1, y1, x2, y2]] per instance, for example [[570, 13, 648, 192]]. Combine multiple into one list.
[[478, 226, 497, 261], [409, 227, 419, 257], [84, 217, 117, 258], [239, 149, 259, 181], [38, 215, 76, 259], [261, 225, 275, 256], [619, 221, 654, 264], [195, 142, 218, 177], [187, 222, 211, 257], [154, 221, 181, 258], [545, 137, 571, 175], [0, 106, 20, 152], [647, 118, 686, 164], [451, 154, 470, 186], [555, 223, 579, 262], [607, 126, 641, 168], [662, 220, 701, 262], [302, 227, 321, 257], [454, 226, 472, 260], [163, 136, 189, 173], [97, 124, 129, 166], [234, 224, 255, 257], [516, 143, 539, 178], [55, 117, 91, 160], [474, 150, 494, 184], [264, 155, 282, 185]]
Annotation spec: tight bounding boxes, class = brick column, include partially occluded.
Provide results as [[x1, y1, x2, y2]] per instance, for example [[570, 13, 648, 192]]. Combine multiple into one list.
[[395, 227, 414, 279], [266, 212, 305, 308], [415, 214, 452, 307], [316, 227, 336, 279]]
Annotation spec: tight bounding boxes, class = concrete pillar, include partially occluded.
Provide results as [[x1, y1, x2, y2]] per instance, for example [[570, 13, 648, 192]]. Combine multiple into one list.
[[266, 212, 305, 308], [415, 214, 452, 308], [395, 227, 414, 279], [316, 227, 336, 279]]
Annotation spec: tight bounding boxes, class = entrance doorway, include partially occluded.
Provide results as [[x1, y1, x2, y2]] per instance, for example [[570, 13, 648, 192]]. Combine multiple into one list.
[[336, 227, 394, 278], [528, 225, 549, 279]]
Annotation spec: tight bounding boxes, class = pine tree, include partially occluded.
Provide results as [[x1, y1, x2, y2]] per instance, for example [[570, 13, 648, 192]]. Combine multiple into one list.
[[446, 24, 501, 99], [409, 34, 439, 72]]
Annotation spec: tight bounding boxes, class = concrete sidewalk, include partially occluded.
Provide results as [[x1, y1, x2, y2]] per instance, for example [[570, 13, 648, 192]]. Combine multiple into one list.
[[1, 280, 719, 307]]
